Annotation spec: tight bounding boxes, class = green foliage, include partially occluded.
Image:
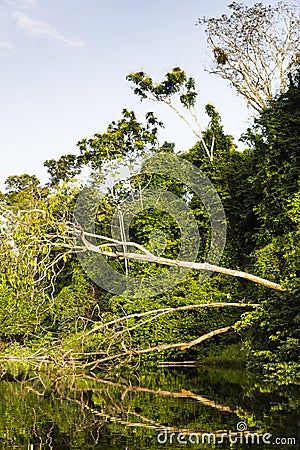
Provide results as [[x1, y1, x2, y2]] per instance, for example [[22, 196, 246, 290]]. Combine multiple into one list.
[[44, 109, 163, 186], [236, 285, 300, 384], [235, 70, 300, 384], [44, 154, 80, 186], [202, 342, 248, 366], [242, 69, 300, 241], [127, 67, 197, 108], [77, 109, 163, 169], [183, 104, 250, 266], [4, 174, 48, 211], [51, 265, 98, 335], [0, 178, 85, 342], [5, 174, 40, 193], [0, 284, 42, 338], [1, 65, 299, 386]]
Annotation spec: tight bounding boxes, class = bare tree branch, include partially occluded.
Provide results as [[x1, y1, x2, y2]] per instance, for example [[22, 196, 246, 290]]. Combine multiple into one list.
[[75, 229, 285, 291], [83, 326, 234, 367], [199, 2, 300, 111]]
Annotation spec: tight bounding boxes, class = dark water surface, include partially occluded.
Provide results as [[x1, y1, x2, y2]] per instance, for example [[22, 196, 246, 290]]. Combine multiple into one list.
[[0, 364, 299, 449]]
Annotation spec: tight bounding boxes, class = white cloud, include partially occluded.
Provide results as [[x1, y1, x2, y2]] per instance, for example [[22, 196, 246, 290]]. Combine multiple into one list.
[[0, 41, 16, 55], [12, 11, 83, 47]]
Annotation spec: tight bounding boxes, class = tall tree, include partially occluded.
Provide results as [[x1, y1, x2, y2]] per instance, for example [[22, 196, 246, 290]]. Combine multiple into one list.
[[127, 68, 215, 161], [198, 2, 300, 111]]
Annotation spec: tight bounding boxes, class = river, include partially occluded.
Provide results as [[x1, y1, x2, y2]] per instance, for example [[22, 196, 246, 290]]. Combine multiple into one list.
[[0, 363, 299, 449]]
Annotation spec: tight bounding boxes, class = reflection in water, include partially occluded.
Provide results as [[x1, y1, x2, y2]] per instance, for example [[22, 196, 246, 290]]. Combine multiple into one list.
[[0, 364, 299, 449]]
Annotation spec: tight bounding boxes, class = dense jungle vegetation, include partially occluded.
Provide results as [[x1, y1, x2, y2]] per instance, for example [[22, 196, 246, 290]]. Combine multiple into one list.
[[0, 2, 299, 387]]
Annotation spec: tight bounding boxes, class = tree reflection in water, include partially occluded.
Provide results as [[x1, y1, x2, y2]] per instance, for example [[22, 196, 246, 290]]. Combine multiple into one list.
[[0, 364, 299, 449]]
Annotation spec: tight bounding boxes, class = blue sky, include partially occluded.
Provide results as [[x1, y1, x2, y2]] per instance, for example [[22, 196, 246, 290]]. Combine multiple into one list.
[[0, 0, 280, 189]]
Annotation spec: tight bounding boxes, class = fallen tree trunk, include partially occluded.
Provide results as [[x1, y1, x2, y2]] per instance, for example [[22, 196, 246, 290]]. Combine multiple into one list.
[[70, 301, 258, 342], [84, 325, 234, 368], [78, 230, 285, 292], [101, 250, 284, 291]]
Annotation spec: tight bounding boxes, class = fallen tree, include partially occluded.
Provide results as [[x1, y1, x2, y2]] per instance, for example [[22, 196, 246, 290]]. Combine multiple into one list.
[[75, 226, 285, 292], [0, 206, 285, 369]]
